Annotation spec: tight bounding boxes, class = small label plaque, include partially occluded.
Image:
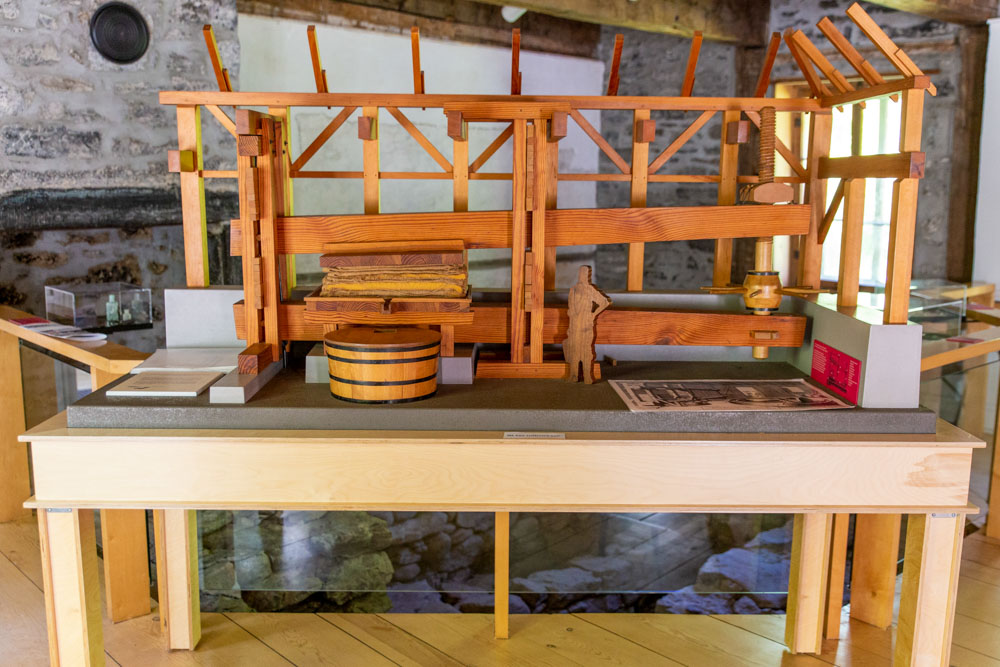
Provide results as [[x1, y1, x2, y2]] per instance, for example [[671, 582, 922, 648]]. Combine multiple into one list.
[[503, 432, 566, 440], [811, 340, 861, 404]]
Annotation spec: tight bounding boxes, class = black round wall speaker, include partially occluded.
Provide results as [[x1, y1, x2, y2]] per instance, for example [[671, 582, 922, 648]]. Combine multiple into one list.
[[89, 2, 149, 64]]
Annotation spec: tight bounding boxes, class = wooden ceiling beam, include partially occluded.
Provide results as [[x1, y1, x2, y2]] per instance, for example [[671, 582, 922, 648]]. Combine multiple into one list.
[[471, 0, 769, 45], [861, 0, 997, 24], [237, 0, 601, 59]]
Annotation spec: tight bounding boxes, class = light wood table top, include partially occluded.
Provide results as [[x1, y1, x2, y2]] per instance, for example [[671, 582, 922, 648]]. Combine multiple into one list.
[[0, 305, 148, 374]]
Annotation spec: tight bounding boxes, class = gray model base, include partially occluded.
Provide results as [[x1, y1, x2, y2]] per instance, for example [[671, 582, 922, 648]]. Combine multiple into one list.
[[68, 361, 936, 434], [209, 360, 283, 404]]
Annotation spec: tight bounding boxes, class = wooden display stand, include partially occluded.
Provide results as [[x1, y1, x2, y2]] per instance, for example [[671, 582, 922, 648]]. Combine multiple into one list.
[[18, 4, 963, 665], [0, 306, 151, 624]]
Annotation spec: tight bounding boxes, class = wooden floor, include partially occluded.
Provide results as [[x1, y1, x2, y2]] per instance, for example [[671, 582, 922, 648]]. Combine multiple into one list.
[[4, 517, 1000, 666]]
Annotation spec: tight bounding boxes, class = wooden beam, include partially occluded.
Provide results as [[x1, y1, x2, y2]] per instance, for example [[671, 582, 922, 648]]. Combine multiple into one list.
[[800, 112, 832, 290], [494, 511, 510, 639], [818, 178, 845, 244], [469, 124, 513, 173], [230, 205, 811, 254], [235, 301, 808, 348], [530, 119, 547, 362], [790, 30, 857, 97], [819, 152, 925, 180], [680, 31, 702, 97], [237, 0, 601, 59], [160, 91, 824, 113], [861, 0, 996, 24], [816, 17, 892, 98], [569, 109, 630, 174], [753, 32, 782, 98], [606, 33, 623, 96], [838, 179, 866, 308], [176, 106, 209, 287], [202, 25, 231, 92], [290, 107, 357, 172], [628, 109, 651, 291], [470, 0, 769, 45], [846, 2, 937, 95], [410, 26, 424, 95], [946, 24, 987, 282], [511, 29, 521, 95], [785, 513, 832, 654], [0, 330, 30, 522], [714, 109, 740, 286], [510, 118, 527, 363], [306, 25, 328, 94], [385, 107, 452, 172], [649, 111, 716, 174], [820, 76, 930, 108], [361, 107, 380, 215]]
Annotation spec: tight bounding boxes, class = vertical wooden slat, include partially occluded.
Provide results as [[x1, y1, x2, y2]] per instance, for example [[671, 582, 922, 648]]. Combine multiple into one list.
[[238, 115, 263, 346], [268, 106, 296, 296], [850, 513, 901, 629], [824, 513, 850, 639], [176, 106, 209, 287], [628, 109, 650, 291], [544, 127, 559, 291], [530, 119, 547, 363], [838, 178, 866, 308], [494, 511, 510, 639], [258, 118, 283, 362], [453, 134, 469, 213], [986, 380, 1000, 539], [714, 109, 740, 286], [510, 119, 527, 364], [0, 330, 30, 522], [884, 88, 925, 324], [162, 509, 201, 651], [800, 112, 832, 289], [785, 513, 832, 655], [39, 509, 105, 666], [895, 513, 964, 666], [361, 106, 380, 215]]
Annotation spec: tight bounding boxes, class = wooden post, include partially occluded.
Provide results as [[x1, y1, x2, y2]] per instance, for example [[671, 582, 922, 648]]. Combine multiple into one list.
[[176, 105, 209, 287], [986, 373, 1000, 539], [258, 118, 283, 362], [838, 179, 866, 308], [544, 124, 559, 291], [361, 106, 381, 215], [156, 509, 201, 651], [800, 112, 832, 289], [530, 119, 547, 363], [238, 112, 264, 347], [714, 109, 740, 286], [268, 106, 296, 296], [494, 511, 510, 639], [38, 509, 104, 666], [824, 513, 850, 639], [453, 122, 469, 213], [850, 513, 901, 629], [895, 513, 964, 666], [0, 329, 30, 522], [628, 109, 651, 291], [90, 362, 151, 623], [884, 88, 925, 324], [510, 119, 528, 364], [785, 513, 832, 654]]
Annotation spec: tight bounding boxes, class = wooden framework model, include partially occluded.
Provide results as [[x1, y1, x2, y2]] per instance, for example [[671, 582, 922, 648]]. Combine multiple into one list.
[[166, 3, 932, 380]]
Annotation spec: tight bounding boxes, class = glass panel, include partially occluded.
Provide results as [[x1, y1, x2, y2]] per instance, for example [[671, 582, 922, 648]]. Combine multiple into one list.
[[198, 510, 796, 614]]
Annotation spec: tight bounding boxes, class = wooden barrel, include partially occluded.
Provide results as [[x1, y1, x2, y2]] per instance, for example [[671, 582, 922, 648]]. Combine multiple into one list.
[[324, 327, 440, 404]]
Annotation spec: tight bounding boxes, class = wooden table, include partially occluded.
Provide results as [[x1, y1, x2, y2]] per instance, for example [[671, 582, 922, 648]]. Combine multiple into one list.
[[21, 414, 979, 666], [0, 305, 151, 623]]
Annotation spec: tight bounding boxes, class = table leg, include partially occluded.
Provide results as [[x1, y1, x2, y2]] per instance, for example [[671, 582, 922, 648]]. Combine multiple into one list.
[[824, 512, 850, 639], [90, 366, 152, 623], [985, 367, 1000, 539], [38, 508, 105, 666], [495, 511, 510, 640], [851, 514, 901, 629], [0, 329, 31, 522], [894, 512, 963, 667], [785, 513, 832, 654], [155, 509, 201, 650]]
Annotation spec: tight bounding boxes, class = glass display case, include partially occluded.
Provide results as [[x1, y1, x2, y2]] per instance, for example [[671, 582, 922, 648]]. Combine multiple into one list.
[[44, 282, 152, 333]]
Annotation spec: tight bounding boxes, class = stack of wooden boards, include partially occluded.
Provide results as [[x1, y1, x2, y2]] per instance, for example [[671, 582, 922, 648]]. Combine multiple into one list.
[[304, 240, 474, 326], [319, 240, 467, 299]]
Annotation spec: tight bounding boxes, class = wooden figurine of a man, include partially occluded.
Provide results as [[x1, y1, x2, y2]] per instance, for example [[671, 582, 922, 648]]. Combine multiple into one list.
[[564, 265, 612, 383]]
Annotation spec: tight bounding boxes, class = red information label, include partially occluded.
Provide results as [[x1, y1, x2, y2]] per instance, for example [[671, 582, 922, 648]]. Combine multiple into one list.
[[811, 340, 861, 404]]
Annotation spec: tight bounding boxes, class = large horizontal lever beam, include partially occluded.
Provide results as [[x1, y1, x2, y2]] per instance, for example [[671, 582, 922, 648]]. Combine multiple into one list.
[[230, 205, 811, 254]]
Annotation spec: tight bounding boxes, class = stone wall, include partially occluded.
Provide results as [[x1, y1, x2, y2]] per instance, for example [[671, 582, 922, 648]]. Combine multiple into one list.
[[594, 0, 963, 289], [594, 28, 735, 290], [0, 0, 240, 351]]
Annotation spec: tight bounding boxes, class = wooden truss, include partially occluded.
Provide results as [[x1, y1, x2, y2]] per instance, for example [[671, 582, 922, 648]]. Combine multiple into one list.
[[165, 2, 932, 377]]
